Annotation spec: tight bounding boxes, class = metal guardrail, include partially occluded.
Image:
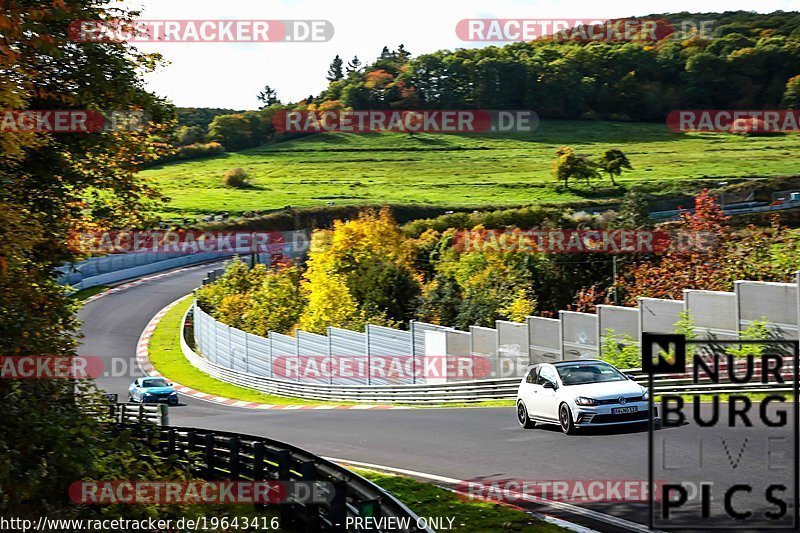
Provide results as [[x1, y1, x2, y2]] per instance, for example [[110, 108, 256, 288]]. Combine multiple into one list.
[[81, 401, 430, 530], [181, 269, 791, 405], [181, 308, 516, 403], [122, 425, 433, 533], [650, 199, 800, 220], [181, 306, 796, 402], [84, 401, 170, 425]]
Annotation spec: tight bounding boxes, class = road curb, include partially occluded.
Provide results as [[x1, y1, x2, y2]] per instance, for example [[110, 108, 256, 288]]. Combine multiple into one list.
[[135, 296, 408, 411]]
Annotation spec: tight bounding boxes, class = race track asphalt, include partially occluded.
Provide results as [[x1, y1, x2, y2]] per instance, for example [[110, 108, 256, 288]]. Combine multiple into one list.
[[78, 263, 798, 532]]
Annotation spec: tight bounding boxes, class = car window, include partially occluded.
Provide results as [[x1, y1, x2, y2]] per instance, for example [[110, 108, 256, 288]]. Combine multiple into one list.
[[556, 362, 626, 385], [537, 366, 557, 386], [525, 367, 538, 383], [142, 378, 169, 388]]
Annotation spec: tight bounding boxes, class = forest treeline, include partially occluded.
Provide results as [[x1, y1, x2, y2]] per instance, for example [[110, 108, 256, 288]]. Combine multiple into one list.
[[174, 11, 800, 153]]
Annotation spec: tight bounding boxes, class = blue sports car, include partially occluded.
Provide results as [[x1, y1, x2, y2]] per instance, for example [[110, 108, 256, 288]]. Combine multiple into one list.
[[128, 377, 179, 405]]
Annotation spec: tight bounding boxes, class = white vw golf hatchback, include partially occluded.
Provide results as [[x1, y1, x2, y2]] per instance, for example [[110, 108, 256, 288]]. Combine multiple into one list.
[[516, 360, 657, 434]]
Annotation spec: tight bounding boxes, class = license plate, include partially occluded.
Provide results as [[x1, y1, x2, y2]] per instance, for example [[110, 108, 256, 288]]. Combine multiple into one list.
[[612, 406, 638, 414]]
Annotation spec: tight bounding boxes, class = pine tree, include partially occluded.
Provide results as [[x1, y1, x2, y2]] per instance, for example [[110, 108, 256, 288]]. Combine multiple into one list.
[[256, 85, 279, 108], [397, 43, 410, 60], [326, 55, 344, 82], [346, 55, 362, 73]]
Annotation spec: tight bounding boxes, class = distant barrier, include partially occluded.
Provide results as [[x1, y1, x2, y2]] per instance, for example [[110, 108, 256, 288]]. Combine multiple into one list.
[[59, 230, 309, 292], [58, 250, 234, 291]]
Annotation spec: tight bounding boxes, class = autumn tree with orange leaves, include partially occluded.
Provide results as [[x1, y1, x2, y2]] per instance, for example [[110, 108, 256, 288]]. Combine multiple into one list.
[[0, 0, 210, 522], [620, 190, 800, 304]]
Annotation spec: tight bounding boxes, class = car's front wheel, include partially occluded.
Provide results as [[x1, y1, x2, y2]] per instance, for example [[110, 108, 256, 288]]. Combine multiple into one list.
[[517, 401, 536, 429], [559, 403, 576, 435]]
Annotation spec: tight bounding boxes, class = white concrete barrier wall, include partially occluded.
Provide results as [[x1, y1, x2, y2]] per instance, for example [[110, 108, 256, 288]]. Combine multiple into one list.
[[683, 290, 737, 340], [527, 316, 561, 363], [559, 311, 599, 360], [191, 272, 800, 393], [639, 297, 684, 336], [597, 305, 639, 357], [736, 281, 798, 339], [497, 320, 530, 378], [470, 326, 499, 377]]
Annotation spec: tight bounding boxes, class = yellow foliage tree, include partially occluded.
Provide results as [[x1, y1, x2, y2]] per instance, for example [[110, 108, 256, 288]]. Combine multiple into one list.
[[297, 270, 361, 334]]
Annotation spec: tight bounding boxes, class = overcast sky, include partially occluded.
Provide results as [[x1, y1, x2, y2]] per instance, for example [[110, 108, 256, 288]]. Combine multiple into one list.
[[119, 0, 795, 109]]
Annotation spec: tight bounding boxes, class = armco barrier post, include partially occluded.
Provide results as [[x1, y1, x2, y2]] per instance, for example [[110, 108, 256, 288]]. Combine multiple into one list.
[[159, 404, 169, 426], [187, 429, 196, 447], [230, 437, 240, 478], [330, 480, 347, 533], [253, 442, 265, 479], [204, 434, 215, 478], [277, 450, 293, 527], [300, 461, 320, 532], [168, 428, 177, 453]]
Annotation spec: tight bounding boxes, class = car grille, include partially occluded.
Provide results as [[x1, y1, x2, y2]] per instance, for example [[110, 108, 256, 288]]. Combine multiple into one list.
[[596, 396, 644, 405], [591, 411, 650, 423]]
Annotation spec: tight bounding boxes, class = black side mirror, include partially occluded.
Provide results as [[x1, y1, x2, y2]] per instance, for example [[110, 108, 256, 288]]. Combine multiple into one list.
[[626, 374, 636, 380], [543, 381, 556, 389]]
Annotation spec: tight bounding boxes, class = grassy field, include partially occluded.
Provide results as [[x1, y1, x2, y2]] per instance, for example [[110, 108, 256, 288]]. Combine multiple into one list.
[[142, 120, 800, 218]]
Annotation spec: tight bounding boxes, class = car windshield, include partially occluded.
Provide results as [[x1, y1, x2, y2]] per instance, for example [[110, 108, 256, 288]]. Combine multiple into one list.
[[556, 362, 626, 385], [142, 378, 169, 388]]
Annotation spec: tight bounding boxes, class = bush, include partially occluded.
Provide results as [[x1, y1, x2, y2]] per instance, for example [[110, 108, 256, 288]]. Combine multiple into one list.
[[222, 168, 250, 188], [601, 332, 641, 369], [178, 141, 224, 159]]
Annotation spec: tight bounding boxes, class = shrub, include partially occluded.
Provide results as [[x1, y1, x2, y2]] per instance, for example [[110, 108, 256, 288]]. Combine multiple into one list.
[[601, 332, 641, 369], [178, 141, 224, 159], [222, 168, 250, 188]]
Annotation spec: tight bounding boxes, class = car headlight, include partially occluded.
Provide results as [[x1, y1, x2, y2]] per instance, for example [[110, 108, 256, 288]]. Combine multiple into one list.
[[169, 391, 178, 396], [575, 396, 598, 406]]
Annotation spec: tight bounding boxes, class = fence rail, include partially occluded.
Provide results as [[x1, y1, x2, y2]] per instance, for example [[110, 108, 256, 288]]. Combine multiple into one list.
[[80, 401, 430, 530], [123, 425, 433, 533], [84, 401, 170, 425]]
